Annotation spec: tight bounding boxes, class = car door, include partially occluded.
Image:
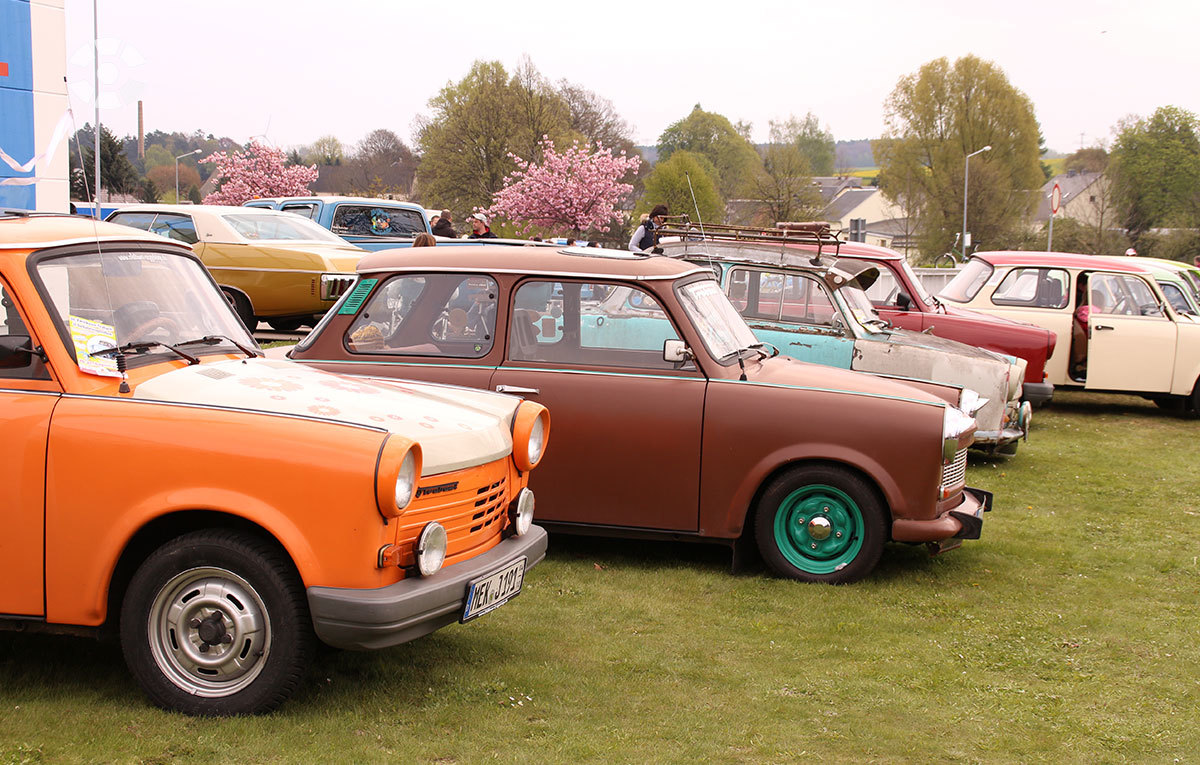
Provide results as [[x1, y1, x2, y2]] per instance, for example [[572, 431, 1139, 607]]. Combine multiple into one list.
[[0, 278, 60, 616], [489, 279, 705, 531], [727, 266, 856, 369], [1085, 273, 1176, 392]]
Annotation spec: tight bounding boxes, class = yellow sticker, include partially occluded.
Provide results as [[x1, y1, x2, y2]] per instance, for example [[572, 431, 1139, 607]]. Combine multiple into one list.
[[69, 315, 121, 377]]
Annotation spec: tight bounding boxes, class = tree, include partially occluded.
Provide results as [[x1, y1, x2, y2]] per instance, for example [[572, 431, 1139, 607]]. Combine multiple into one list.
[[306, 134, 345, 165], [772, 113, 835, 176], [746, 120, 824, 225], [146, 163, 200, 202], [557, 81, 635, 156], [657, 105, 763, 200], [1064, 146, 1108, 174], [877, 55, 1045, 259], [637, 151, 723, 225], [200, 140, 318, 205], [483, 136, 640, 237], [69, 124, 139, 201], [345, 128, 417, 197], [1109, 106, 1200, 239]]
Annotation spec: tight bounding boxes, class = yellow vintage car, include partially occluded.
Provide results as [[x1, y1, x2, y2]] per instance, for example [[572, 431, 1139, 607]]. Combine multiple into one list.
[[106, 205, 364, 331]]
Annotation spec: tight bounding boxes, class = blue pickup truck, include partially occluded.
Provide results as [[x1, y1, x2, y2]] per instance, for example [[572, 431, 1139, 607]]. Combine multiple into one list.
[[245, 196, 431, 250]]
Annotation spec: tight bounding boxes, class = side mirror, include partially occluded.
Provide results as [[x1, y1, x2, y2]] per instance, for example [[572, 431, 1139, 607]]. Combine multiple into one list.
[[895, 292, 912, 310], [0, 335, 35, 369], [663, 339, 694, 363]]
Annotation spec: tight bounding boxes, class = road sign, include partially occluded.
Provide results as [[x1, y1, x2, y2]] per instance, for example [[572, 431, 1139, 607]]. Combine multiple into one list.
[[1050, 183, 1061, 214]]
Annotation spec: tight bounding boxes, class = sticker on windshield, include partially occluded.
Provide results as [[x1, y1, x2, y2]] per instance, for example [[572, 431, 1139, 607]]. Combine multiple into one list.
[[69, 315, 121, 377]]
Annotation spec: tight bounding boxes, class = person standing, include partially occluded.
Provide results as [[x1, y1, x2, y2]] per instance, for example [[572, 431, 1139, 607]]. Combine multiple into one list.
[[431, 209, 456, 238], [468, 213, 498, 239], [629, 205, 667, 252]]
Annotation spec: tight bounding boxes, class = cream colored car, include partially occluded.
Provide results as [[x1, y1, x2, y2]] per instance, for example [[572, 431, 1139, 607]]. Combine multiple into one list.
[[106, 205, 365, 331], [940, 251, 1200, 412]]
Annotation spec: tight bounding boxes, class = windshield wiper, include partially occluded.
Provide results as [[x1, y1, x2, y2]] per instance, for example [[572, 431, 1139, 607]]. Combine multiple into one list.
[[175, 334, 260, 358], [90, 340, 200, 365], [747, 342, 779, 360]]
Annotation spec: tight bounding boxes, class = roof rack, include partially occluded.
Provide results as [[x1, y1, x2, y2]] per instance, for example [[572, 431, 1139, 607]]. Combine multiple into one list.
[[655, 216, 843, 263]]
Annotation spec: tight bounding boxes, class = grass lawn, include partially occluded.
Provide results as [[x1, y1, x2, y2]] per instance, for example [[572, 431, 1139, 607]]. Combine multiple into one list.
[[1, 391, 1197, 763]]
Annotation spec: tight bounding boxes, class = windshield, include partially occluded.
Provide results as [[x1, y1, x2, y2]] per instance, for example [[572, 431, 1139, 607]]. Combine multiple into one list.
[[899, 259, 935, 306], [941, 258, 994, 303], [221, 212, 347, 244], [840, 285, 887, 329], [677, 279, 759, 360], [35, 249, 256, 373]]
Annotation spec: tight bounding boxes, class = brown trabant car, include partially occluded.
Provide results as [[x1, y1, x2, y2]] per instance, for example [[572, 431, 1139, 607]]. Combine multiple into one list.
[[290, 246, 991, 583]]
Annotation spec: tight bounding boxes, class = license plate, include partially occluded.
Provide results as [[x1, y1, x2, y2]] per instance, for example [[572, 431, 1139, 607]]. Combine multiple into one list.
[[461, 557, 526, 622]]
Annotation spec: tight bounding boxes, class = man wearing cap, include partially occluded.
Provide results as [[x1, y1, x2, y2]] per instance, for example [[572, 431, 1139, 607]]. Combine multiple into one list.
[[629, 204, 668, 252], [468, 213, 498, 239]]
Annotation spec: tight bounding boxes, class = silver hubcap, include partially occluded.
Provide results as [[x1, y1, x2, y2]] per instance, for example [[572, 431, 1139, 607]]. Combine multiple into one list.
[[807, 516, 833, 541], [148, 567, 270, 698]]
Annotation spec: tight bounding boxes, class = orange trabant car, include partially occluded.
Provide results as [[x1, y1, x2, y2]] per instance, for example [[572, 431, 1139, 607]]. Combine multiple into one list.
[[0, 212, 550, 715]]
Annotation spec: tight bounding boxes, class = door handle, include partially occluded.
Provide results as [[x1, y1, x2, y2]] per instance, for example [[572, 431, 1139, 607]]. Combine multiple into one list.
[[495, 385, 540, 395], [1093, 324, 1114, 331]]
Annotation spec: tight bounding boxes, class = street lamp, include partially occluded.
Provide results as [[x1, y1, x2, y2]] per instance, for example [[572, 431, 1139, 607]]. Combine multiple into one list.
[[962, 145, 992, 255], [175, 149, 203, 203]]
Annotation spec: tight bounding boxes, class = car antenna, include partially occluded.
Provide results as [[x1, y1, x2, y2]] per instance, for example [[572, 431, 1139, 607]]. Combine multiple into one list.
[[685, 172, 719, 275]]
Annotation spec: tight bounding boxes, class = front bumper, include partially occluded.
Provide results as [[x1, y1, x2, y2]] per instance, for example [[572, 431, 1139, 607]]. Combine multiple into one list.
[[1022, 381, 1053, 407], [308, 526, 548, 650], [890, 486, 992, 544]]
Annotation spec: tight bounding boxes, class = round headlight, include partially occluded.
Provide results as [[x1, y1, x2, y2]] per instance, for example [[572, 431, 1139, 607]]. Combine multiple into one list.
[[512, 488, 535, 536], [395, 450, 417, 512], [416, 522, 447, 577], [527, 417, 545, 467]]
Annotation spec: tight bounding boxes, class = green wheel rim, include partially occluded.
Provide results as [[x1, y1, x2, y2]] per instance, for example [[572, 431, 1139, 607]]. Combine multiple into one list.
[[772, 484, 865, 574]]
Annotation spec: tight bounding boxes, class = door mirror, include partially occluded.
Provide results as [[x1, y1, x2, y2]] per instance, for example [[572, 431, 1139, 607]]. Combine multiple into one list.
[[0, 335, 34, 369], [663, 339, 693, 363], [895, 292, 912, 310]]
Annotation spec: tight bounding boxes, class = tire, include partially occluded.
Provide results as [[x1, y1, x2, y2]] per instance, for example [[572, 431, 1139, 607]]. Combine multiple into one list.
[[934, 253, 958, 269], [753, 465, 887, 584], [222, 288, 256, 332], [120, 529, 314, 716], [267, 318, 305, 332]]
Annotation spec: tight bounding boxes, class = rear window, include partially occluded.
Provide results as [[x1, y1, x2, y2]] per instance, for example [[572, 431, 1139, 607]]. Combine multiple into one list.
[[331, 205, 426, 237], [940, 259, 994, 303]]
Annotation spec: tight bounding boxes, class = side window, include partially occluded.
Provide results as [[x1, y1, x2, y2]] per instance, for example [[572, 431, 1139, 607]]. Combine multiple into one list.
[[1120, 276, 1164, 317], [1160, 282, 1194, 314], [728, 268, 836, 325], [331, 205, 426, 237], [107, 212, 157, 232], [509, 281, 682, 370], [779, 274, 838, 326], [991, 268, 1069, 308], [864, 268, 900, 305], [148, 213, 199, 245], [346, 274, 498, 358], [280, 203, 318, 220]]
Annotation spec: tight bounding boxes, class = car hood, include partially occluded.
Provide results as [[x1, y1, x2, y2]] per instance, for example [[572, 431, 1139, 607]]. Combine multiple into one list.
[[209, 241, 364, 272], [744, 354, 955, 409], [132, 358, 517, 475], [878, 326, 1014, 364]]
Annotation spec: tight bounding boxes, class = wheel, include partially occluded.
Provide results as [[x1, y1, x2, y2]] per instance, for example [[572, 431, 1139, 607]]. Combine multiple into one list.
[[222, 289, 256, 331], [120, 529, 314, 716], [753, 465, 887, 584], [267, 318, 305, 332], [934, 253, 958, 268], [1153, 395, 1187, 414]]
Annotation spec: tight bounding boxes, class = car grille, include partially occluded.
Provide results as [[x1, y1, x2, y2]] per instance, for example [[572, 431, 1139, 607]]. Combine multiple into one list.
[[942, 448, 968, 491], [395, 459, 511, 566]]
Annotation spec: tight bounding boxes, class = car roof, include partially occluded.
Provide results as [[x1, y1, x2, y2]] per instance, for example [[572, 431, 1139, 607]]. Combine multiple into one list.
[[0, 213, 179, 249], [973, 250, 1152, 273], [358, 244, 711, 280], [249, 196, 425, 209], [107, 204, 280, 217]]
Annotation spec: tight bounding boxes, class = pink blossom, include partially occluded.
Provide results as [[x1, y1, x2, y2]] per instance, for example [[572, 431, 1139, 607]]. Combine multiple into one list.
[[483, 137, 641, 236], [200, 141, 318, 206]]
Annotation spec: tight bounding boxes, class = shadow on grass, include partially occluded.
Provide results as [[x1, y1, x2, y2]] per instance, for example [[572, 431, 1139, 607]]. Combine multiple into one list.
[[1043, 390, 1188, 419], [0, 632, 136, 703]]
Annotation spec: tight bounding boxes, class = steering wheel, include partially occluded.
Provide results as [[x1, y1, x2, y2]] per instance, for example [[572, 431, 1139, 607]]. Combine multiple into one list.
[[125, 316, 179, 343]]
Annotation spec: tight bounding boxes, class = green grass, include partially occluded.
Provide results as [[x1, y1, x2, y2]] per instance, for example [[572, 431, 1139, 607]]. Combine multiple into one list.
[[2, 391, 1199, 763]]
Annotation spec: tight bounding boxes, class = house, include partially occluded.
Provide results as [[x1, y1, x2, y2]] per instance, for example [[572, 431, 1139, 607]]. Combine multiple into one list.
[[1032, 171, 1110, 229]]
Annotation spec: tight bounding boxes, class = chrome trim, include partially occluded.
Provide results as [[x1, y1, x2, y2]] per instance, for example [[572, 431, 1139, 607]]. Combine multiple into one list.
[[0, 388, 61, 397], [58, 393, 388, 433], [209, 266, 353, 275], [710, 377, 946, 408]]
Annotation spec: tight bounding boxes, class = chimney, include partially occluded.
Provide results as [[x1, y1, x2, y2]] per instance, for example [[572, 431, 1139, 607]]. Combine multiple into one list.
[[137, 101, 144, 159]]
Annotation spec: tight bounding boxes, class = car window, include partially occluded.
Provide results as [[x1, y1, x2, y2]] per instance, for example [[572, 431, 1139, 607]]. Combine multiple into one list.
[[991, 268, 1069, 308], [280, 203, 319, 220], [331, 205, 425, 237], [729, 268, 838, 327], [346, 273, 498, 358], [107, 212, 157, 231], [148, 213, 199, 245], [509, 280, 683, 370], [941, 259, 994, 302], [1089, 274, 1163, 317], [1159, 282, 1195, 314], [221, 212, 346, 243], [864, 268, 901, 305]]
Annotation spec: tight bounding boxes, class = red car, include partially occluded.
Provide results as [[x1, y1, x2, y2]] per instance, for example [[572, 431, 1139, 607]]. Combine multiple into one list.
[[836, 242, 1057, 405]]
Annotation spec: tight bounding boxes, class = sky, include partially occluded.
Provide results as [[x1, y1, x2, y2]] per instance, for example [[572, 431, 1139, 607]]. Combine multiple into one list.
[[63, 0, 1200, 158]]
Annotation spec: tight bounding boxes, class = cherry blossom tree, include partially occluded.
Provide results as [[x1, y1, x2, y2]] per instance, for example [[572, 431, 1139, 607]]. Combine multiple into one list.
[[483, 136, 641, 237], [200, 140, 318, 205]]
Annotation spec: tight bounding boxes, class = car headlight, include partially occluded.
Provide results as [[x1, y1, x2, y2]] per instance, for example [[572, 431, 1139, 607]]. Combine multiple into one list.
[[942, 404, 976, 462], [511, 488, 535, 536], [415, 522, 447, 576], [511, 402, 551, 472], [395, 449, 418, 512], [959, 388, 989, 417], [375, 437, 422, 519]]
